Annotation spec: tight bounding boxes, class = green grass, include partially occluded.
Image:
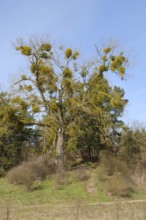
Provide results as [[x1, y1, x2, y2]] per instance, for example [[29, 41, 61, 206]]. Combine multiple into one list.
[[96, 189, 110, 202], [0, 177, 107, 206]]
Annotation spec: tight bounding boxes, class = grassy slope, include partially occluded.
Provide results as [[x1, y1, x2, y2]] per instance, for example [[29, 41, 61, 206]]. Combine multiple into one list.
[[0, 177, 108, 206], [0, 171, 146, 206], [1, 168, 146, 219], [1, 177, 146, 220]]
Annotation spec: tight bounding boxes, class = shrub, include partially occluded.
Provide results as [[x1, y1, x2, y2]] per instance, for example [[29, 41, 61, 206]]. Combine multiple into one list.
[[96, 152, 133, 197], [7, 164, 36, 191], [27, 160, 48, 180], [7, 154, 56, 191], [106, 172, 132, 197], [100, 152, 129, 177]]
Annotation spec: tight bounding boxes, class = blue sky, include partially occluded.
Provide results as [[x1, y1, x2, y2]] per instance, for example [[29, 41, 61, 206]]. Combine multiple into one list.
[[0, 0, 146, 125]]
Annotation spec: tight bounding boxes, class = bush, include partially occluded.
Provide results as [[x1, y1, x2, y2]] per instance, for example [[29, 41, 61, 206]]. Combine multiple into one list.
[[100, 152, 129, 177], [7, 164, 36, 191], [7, 154, 56, 191], [106, 172, 132, 197], [96, 152, 133, 197], [27, 160, 48, 180]]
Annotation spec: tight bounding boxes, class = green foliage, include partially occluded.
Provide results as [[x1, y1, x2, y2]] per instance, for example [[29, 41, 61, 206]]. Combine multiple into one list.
[[110, 54, 127, 76], [118, 65, 125, 75], [103, 47, 111, 53], [0, 92, 40, 174], [62, 78, 73, 95], [39, 65, 53, 75], [17, 46, 32, 56], [24, 85, 33, 91], [102, 55, 107, 62], [98, 64, 108, 75], [119, 125, 146, 163], [49, 98, 58, 111], [32, 105, 40, 113], [72, 51, 79, 60], [21, 74, 27, 80], [40, 52, 48, 59], [65, 48, 72, 58], [63, 67, 72, 78], [80, 67, 88, 77], [30, 62, 37, 73], [39, 43, 51, 52]]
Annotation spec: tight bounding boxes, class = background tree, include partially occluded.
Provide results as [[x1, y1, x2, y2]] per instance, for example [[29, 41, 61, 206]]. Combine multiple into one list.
[[0, 92, 40, 175], [119, 124, 146, 163]]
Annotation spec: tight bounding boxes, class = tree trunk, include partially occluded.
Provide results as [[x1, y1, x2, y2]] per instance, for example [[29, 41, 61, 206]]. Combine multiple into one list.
[[55, 127, 64, 170]]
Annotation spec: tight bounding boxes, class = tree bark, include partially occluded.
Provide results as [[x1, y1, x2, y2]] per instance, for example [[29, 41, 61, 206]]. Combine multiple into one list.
[[55, 127, 64, 170]]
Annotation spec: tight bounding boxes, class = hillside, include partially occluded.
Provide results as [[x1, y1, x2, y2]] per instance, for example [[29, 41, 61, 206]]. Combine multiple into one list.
[[1, 163, 146, 220]]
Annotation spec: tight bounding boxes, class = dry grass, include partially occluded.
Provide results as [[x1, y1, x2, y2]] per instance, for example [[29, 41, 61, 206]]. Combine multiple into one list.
[[1, 201, 146, 220]]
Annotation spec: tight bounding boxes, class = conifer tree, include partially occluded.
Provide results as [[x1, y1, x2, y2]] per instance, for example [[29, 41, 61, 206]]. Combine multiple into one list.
[[0, 92, 39, 174]]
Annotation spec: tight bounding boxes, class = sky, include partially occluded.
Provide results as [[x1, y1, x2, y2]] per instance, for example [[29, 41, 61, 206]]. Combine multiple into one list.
[[0, 0, 146, 125]]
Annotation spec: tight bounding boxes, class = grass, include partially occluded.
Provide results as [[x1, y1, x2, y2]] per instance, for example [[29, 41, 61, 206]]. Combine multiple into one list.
[[96, 189, 110, 202], [0, 175, 110, 219], [0, 176, 107, 206], [1, 169, 146, 206]]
